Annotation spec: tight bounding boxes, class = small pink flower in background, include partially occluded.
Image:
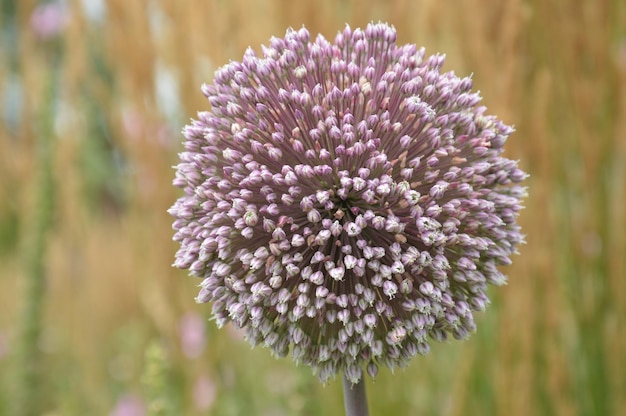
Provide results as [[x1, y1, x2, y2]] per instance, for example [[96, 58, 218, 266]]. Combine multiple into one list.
[[193, 374, 217, 411], [30, 1, 69, 40], [121, 108, 144, 142], [110, 394, 145, 416], [179, 313, 206, 359]]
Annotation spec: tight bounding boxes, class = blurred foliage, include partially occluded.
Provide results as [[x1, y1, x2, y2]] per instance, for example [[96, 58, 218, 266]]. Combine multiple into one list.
[[1, 0, 625, 415]]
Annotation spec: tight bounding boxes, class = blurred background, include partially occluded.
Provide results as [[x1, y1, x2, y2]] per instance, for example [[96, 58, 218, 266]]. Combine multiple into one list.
[[1, 0, 625, 415]]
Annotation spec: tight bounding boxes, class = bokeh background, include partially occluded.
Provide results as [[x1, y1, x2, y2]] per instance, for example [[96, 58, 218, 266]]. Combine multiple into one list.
[[1, 0, 625, 415]]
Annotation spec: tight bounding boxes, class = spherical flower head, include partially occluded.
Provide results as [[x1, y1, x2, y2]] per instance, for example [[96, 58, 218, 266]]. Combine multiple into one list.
[[170, 22, 527, 384]]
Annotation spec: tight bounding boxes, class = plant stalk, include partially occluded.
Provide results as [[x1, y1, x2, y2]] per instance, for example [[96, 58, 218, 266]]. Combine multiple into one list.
[[342, 374, 369, 416], [14, 66, 56, 416]]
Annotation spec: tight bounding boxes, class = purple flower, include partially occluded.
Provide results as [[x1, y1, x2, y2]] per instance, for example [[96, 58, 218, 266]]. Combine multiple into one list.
[[170, 22, 527, 383], [30, 1, 69, 40], [193, 374, 217, 411], [110, 394, 145, 416]]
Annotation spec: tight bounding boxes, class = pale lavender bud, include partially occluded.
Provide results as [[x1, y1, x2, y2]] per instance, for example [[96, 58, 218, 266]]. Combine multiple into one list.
[[307, 209, 321, 223], [367, 361, 379, 378], [329, 266, 346, 281]]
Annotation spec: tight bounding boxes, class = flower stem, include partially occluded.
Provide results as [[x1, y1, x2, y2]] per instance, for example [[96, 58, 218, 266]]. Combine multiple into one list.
[[13, 52, 58, 416], [342, 374, 369, 416]]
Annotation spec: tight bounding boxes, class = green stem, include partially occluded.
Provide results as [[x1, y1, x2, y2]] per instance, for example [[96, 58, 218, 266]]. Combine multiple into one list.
[[342, 374, 369, 416], [13, 54, 57, 416]]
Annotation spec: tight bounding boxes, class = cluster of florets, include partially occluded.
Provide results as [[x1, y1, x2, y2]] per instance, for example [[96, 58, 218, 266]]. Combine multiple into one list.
[[169, 22, 527, 383]]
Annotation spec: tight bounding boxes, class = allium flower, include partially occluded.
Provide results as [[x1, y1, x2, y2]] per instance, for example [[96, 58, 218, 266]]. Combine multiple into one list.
[[170, 22, 527, 384]]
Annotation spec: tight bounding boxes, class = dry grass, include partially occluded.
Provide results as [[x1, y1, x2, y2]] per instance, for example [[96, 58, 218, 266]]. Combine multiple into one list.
[[1, 0, 625, 414]]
